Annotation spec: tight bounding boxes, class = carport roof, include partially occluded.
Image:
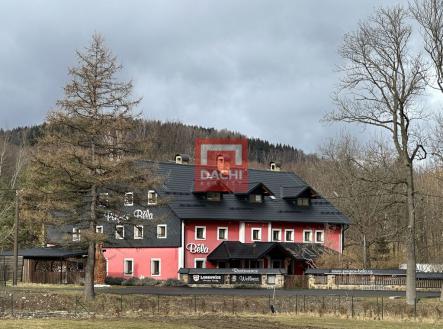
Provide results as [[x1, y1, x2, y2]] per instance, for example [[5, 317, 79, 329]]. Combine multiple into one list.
[[0, 247, 87, 259]]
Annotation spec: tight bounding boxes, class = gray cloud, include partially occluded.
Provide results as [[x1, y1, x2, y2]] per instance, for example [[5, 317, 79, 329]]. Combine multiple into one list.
[[0, 0, 407, 152]]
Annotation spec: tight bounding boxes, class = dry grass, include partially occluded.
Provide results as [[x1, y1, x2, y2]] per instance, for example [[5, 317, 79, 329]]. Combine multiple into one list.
[[0, 314, 441, 329]]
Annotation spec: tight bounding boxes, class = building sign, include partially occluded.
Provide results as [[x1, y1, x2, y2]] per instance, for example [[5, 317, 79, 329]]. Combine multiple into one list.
[[230, 274, 261, 284], [133, 209, 153, 220], [194, 138, 248, 193], [190, 274, 224, 284], [330, 269, 374, 275], [186, 243, 209, 254], [105, 208, 153, 222]]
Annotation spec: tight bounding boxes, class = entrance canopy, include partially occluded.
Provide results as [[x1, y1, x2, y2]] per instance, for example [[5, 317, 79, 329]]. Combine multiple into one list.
[[207, 241, 326, 262]]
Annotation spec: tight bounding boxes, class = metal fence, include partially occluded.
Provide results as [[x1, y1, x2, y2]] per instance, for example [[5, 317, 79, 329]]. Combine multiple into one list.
[[0, 290, 441, 321]]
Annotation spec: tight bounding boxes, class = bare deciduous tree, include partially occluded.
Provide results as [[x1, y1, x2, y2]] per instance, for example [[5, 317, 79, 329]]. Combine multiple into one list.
[[326, 6, 428, 305]]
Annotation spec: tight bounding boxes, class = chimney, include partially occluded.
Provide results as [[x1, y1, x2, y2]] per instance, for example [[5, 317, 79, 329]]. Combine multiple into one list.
[[269, 161, 281, 171], [175, 154, 190, 164]]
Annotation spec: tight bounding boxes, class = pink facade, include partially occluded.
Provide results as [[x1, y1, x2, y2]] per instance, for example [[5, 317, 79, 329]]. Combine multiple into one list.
[[184, 220, 343, 269], [102, 221, 342, 279], [103, 247, 179, 280], [184, 220, 240, 268]]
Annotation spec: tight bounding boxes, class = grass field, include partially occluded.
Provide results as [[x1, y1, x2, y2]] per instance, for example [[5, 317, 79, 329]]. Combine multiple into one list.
[[0, 315, 441, 329]]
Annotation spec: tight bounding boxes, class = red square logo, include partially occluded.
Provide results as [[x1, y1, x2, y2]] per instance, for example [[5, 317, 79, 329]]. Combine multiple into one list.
[[194, 138, 248, 193]]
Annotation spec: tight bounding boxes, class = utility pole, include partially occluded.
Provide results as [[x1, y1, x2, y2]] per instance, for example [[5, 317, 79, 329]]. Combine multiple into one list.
[[12, 190, 19, 286]]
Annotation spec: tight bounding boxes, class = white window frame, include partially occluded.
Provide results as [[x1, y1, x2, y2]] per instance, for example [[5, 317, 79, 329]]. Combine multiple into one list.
[[72, 227, 81, 242], [124, 192, 134, 206], [115, 225, 125, 239], [124, 258, 134, 276], [249, 194, 263, 203], [251, 228, 262, 241], [271, 229, 282, 242], [157, 224, 167, 239], [194, 258, 206, 269], [217, 227, 228, 240], [284, 229, 294, 242], [96, 226, 103, 234], [195, 226, 206, 240], [315, 230, 325, 244], [134, 225, 144, 239], [303, 229, 313, 243], [148, 190, 157, 205], [151, 258, 161, 276]]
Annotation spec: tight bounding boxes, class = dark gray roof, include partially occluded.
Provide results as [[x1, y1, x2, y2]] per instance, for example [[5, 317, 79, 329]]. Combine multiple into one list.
[[155, 161, 349, 225], [207, 241, 327, 262], [0, 247, 87, 258]]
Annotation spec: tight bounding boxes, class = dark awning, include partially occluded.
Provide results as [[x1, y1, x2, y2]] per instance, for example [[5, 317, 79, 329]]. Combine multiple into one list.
[[207, 241, 327, 262], [0, 247, 87, 259]]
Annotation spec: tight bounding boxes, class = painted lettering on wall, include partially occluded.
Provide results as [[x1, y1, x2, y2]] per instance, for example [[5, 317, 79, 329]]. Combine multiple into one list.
[[186, 243, 209, 254], [133, 209, 153, 220], [105, 212, 129, 222]]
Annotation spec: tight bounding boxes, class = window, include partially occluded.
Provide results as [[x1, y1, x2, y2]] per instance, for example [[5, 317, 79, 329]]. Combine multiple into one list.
[[249, 194, 263, 203], [72, 228, 81, 242], [206, 192, 221, 201], [297, 198, 310, 207], [157, 225, 167, 239], [151, 259, 161, 276], [124, 192, 134, 206], [272, 229, 282, 241], [148, 190, 157, 205], [303, 230, 313, 243], [99, 193, 109, 208], [217, 227, 228, 240], [115, 225, 125, 239], [315, 230, 324, 243], [134, 225, 143, 239], [195, 226, 206, 240], [272, 260, 282, 268], [194, 259, 206, 268], [251, 228, 262, 241], [285, 229, 294, 242], [124, 259, 133, 276], [96, 226, 103, 234]]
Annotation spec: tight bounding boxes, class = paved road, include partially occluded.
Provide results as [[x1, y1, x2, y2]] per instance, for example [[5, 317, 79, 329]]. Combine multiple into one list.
[[98, 286, 440, 298]]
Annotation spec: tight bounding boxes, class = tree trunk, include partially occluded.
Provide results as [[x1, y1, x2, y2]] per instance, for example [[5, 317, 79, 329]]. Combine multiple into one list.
[[84, 184, 97, 300], [405, 161, 417, 305]]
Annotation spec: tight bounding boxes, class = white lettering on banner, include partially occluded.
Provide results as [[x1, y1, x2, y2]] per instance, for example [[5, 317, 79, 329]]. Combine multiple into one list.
[[186, 243, 209, 254], [200, 169, 243, 181], [133, 209, 154, 220]]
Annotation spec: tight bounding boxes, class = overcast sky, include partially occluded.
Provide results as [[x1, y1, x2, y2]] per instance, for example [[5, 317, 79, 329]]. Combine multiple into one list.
[[0, 0, 413, 152]]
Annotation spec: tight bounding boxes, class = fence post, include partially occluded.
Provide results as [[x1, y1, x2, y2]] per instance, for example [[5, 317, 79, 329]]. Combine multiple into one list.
[[74, 295, 77, 316], [194, 295, 197, 313], [351, 296, 354, 318], [157, 295, 160, 313], [120, 295, 123, 314], [232, 295, 235, 314], [414, 298, 417, 320], [295, 295, 298, 314], [10, 293, 13, 317], [381, 296, 384, 320], [303, 295, 306, 312]]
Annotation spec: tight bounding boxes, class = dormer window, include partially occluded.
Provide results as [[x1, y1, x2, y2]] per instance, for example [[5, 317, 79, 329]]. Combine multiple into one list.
[[249, 194, 263, 203], [148, 190, 157, 205], [124, 192, 134, 206], [297, 197, 310, 207], [206, 192, 221, 201]]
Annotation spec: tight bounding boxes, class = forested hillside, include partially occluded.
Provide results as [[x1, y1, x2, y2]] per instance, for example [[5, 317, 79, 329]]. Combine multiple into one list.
[[0, 120, 315, 166]]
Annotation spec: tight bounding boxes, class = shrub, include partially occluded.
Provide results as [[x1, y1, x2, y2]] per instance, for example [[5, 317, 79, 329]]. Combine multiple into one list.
[[162, 278, 188, 287], [121, 277, 138, 286], [140, 277, 160, 286], [105, 276, 125, 285]]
